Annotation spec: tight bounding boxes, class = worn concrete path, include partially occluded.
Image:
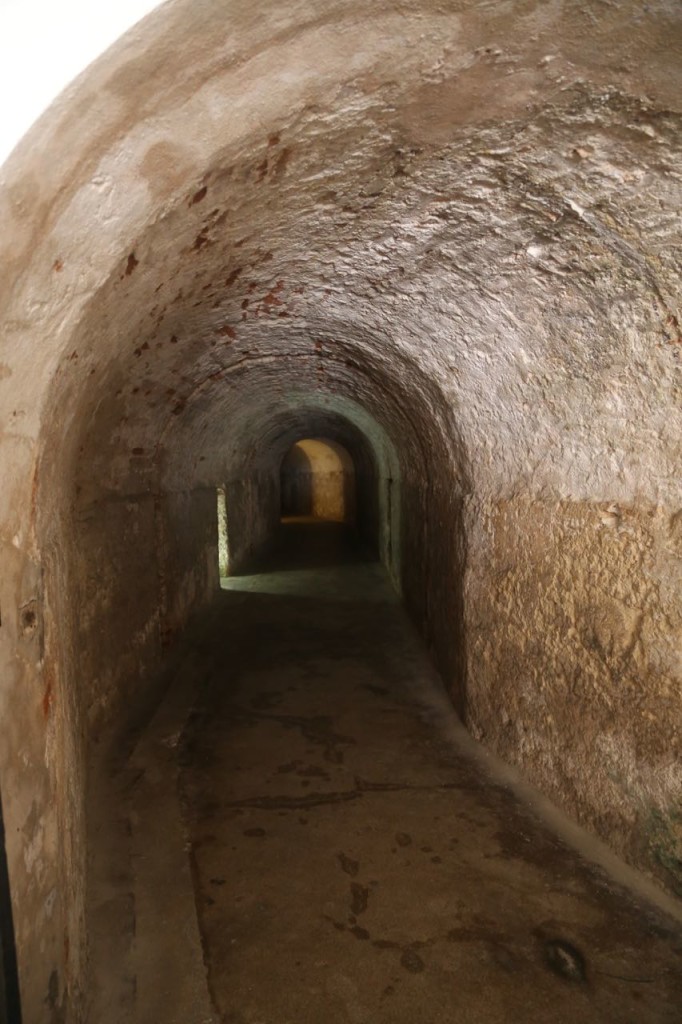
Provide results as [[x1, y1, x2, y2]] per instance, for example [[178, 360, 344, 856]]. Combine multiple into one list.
[[167, 521, 680, 1023]]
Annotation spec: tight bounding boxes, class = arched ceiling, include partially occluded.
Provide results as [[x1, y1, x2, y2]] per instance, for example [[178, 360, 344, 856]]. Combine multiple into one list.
[[207, 400, 395, 484], [0, 0, 679, 539], [282, 439, 355, 477]]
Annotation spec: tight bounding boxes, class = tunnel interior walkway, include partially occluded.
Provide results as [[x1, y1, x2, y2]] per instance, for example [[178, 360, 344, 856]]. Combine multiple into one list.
[[106, 521, 682, 1024], [1, 2, 681, 1018]]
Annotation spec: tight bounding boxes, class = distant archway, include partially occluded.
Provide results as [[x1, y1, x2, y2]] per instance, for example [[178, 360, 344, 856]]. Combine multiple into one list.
[[280, 439, 355, 523]]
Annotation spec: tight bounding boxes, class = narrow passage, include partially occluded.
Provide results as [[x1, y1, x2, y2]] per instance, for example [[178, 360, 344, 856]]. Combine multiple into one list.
[[175, 521, 681, 1023]]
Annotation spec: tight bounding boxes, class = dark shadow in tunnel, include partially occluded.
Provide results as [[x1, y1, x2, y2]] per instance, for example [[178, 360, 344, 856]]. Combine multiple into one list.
[[343, 475, 354, 524], [280, 445, 313, 517], [231, 519, 372, 576], [0, 790, 22, 1024], [209, 524, 402, 694]]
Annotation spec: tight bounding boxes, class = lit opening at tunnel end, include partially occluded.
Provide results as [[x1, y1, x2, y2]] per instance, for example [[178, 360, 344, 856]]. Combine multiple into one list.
[[280, 438, 356, 523]]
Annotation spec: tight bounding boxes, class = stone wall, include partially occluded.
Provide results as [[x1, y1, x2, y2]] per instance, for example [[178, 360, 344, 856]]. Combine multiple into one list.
[[11, 483, 219, 1023], [223, 472, 280, 575], [63, 488, 217, 745], [0, 0, 680, 1018], [0, 540, 71, 1022], [464, 497, 682, 895]]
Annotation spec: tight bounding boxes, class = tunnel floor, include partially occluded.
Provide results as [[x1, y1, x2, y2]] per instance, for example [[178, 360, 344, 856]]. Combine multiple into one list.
[[125, 520, 682, 1024]]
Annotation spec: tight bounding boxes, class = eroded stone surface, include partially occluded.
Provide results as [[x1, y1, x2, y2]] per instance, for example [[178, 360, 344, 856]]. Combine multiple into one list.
[[0, 2, 680, 1019], [465, 497, 682, 896]]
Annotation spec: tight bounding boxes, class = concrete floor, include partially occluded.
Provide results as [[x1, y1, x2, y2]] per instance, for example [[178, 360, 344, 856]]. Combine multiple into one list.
[[112, 520, 682, 1024]]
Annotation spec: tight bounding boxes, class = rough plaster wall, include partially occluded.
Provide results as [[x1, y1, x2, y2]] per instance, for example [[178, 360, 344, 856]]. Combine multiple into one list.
[[224, 472, 280, 576], [82, 487, 217, 741], [396, 470, 469, 720], [71, 496, 162, 739], [35, 485, 216, 1024], [464, 497, 682, 895], [0, 0, 680, 1018], [421, 485, 468, 716], [42, 536, 88, 1022], [0, 546, 70, 1022], [156, 489, 218, 651]]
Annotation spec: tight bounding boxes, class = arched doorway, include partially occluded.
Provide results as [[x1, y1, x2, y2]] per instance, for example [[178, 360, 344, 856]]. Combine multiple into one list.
[[280, 438, 356, 523]]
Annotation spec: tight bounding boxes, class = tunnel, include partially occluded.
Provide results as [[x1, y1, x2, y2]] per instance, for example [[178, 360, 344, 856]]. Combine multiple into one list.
[[0, 1, 681, 1021]]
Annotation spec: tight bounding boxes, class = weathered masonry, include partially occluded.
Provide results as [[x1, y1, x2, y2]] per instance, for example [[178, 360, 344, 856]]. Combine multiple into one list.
[[0, 1, 680, 1020]]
